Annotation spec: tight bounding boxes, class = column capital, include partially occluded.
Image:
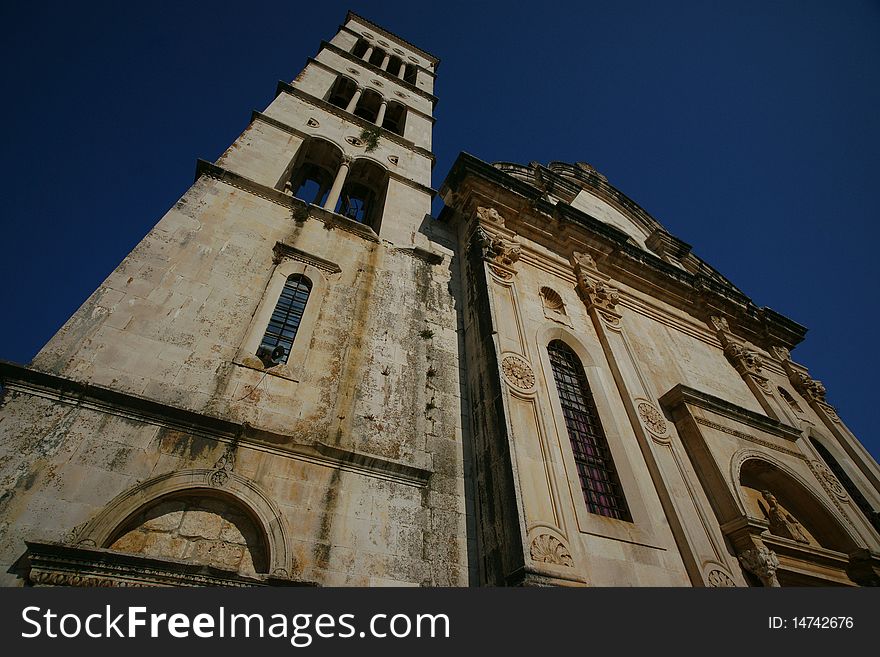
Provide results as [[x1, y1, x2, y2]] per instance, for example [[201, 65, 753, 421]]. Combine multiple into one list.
[[738, 544, 781, 587]]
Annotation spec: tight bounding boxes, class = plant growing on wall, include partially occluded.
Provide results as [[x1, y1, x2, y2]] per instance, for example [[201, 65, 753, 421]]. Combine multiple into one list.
[[360, 126, 381, 152]]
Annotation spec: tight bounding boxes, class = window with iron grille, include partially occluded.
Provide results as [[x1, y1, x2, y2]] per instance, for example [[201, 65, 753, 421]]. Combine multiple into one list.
[[547, 340, 631, 521], [257, 275, 312, 366]]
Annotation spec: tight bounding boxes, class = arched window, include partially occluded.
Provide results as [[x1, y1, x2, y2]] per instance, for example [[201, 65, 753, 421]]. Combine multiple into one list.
[[403, 65, 417, 85], [256, 275, 312, 367], [335, 158, 389, 232], [811, 438, 880, 533], [368, 47, 385, 68], [777, 387, 803, 413], [547, 340, 630, 521], [326, 76, 359, 110], [381, 101, 407, 136], [351, 39, 369, 59], [285, 139, 342, 207], [353, 88, 382, 123], [386, 55, 403, 77]]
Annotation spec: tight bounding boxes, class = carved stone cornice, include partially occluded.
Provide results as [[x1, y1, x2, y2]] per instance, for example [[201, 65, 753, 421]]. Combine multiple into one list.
[[442, 153, 808, 351], [272, 241, 343, 274], [659, 384, 802, 442], [24, 541, 314, 588], [790, 371, 827, 403]]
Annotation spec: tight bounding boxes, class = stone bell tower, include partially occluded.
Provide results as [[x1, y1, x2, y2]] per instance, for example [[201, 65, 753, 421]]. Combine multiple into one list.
[[0, 13, 470, 587]]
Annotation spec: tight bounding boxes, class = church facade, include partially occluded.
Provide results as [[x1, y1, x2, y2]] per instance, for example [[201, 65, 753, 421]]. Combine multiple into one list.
[[0, 12, 878, 587]]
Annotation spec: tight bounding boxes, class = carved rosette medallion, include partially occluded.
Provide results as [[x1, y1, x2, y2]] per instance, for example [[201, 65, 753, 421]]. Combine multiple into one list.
[[706, 569, 736, 587], [529, 534, 574, 568], [501, 354, 535, 392], [637, 401, 668, 437], [811, 461, 847, 500]]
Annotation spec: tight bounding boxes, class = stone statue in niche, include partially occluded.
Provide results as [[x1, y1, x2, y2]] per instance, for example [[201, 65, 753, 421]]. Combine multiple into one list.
[[761, 490, 809, 544]]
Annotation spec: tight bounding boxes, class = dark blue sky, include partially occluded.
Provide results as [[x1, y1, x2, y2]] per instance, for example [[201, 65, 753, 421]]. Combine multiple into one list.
[[2, 1, 878, 459]]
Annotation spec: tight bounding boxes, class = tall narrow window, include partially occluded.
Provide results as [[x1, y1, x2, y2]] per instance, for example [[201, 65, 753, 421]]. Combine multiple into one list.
[[548, 340, 631, 521], [257, 275, 312, 367], [811, 438, 880, 533]]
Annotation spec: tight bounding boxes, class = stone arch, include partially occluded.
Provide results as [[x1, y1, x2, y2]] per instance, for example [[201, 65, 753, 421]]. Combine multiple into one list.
[[284, 136, 345, 205], [730, 450, 860, 552], [73, 469, 292, 577]]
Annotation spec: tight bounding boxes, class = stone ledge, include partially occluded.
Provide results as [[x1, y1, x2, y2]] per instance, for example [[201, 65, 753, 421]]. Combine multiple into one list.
[[659, 384, 802, 441], [24, 541, 315, 587], [0, 361, 433, 488]]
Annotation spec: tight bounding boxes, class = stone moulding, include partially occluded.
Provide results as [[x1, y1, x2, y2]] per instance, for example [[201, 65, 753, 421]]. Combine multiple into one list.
[[24, 541, 315, 588], [0, 361, 433, 490], [195, 159, 382, 243], [443, 153, 808, 351], [659, 384, 802, 442], [272, 241, 342, 274]]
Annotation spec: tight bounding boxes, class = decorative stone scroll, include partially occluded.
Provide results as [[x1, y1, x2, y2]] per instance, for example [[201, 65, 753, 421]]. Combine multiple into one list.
[[790, 372, 827, 403], [738, 545, 780, 587], [770, 346, 791, 362], [529, 534, 574, 568], [476, 205, 505, 227], [501, 354, 536, 392], [209, 443, 236, 487], [706, 569, 736, 587], [472, 225, 521, 268], [709, 315, 730, 334], [723, 342, 764, 376], [810, 460, 848, 500]]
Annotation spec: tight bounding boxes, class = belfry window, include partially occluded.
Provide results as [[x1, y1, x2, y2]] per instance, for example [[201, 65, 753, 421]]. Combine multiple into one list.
[[353, 88, 382, 123], [381, 101, 407, 136], [285, 139, 342, 207], [386, 55, 403, 77], [335, 159, 388, 231], [811, 438, 880, 533], [257, 275, 312, 367], [368, 47, 385, 68], [548, 340, 631, 521], [351, 39, 369, 59], [327, 76, 359, 111]]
